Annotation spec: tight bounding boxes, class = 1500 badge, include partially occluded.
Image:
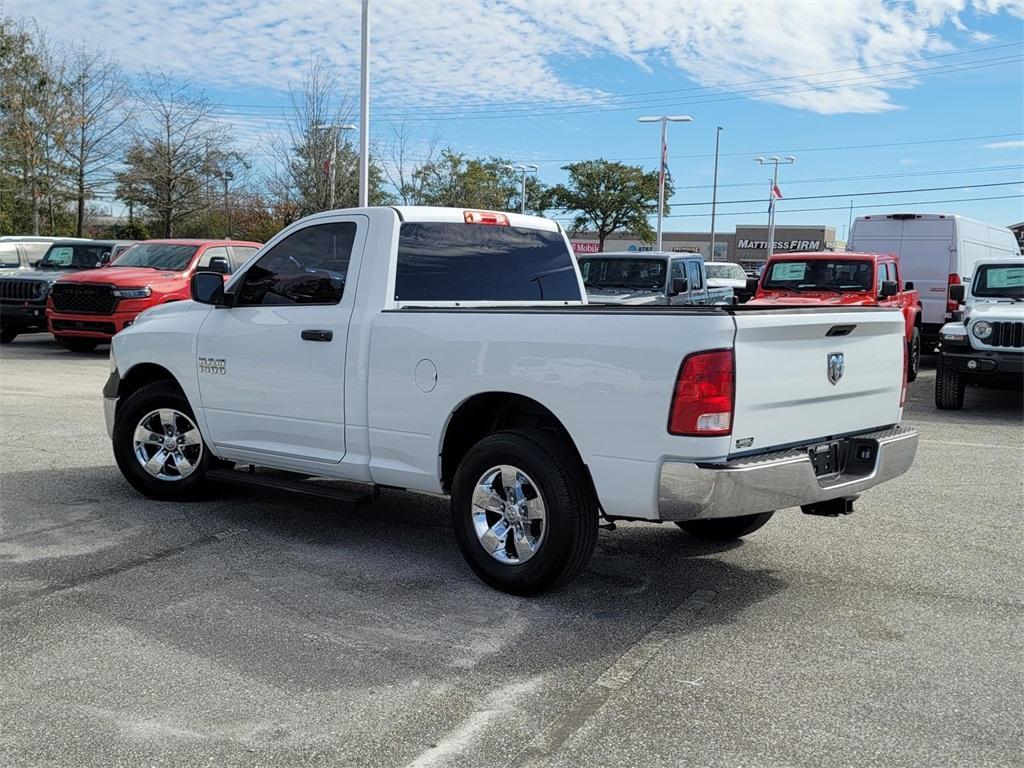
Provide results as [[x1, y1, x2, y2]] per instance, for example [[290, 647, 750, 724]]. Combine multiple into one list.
[[198, 357, 226, 374]]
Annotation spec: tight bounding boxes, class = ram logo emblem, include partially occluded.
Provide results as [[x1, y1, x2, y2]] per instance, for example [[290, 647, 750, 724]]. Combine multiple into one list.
[[827, 352, 844, 385]]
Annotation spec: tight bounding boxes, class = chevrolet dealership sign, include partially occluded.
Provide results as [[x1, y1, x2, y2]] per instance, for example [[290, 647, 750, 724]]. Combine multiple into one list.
[[736, 239, 822, 251]]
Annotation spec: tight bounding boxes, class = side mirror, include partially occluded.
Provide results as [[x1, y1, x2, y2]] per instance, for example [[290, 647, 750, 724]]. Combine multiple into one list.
[[191, 271, 226, 305], [670, 276, 688, 296], [99, 251, 112, 265], [207, 256, 230, 274], [951, 310, 964, 322], [880, 280, 898, 298], [904, 281, 914, 290], [948, 284, 965, 303], [745, 277, 760, 293]]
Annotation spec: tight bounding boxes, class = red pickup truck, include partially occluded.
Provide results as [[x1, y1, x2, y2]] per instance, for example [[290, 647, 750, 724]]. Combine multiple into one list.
[[748, 251, 923, 380], [48, 239, 261, 351]]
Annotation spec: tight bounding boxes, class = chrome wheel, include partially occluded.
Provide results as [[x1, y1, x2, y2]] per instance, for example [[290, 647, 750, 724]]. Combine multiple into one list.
[[471, 465, 547, 564], [132, 408, 203, 481]]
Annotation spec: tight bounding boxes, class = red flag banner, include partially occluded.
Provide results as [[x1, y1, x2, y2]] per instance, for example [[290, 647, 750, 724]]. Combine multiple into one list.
[[772, 183, 783, 199]]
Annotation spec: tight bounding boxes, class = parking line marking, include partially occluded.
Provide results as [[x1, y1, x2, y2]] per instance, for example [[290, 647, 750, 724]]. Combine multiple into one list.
[[920, 439, 1024, 450], [0, 527, 248, 610], [509, 589, 715, 767]]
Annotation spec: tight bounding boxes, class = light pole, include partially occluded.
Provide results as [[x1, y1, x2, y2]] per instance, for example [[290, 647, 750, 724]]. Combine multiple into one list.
[[754, 155, 795, 260], [504, 164, 538, 214], [709, 126, 724, 261], [638, 115, 692, 251], [219, 170, 234, 238], [313, 123, 356, 210], [359, 0, 370, 207]]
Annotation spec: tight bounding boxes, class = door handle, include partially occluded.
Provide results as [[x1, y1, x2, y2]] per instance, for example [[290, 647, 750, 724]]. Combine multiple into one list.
[[301, 329, 333, 342]]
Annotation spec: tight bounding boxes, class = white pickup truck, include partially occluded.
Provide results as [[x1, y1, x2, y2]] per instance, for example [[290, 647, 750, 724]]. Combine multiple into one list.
[[104, 207, 918, 594]]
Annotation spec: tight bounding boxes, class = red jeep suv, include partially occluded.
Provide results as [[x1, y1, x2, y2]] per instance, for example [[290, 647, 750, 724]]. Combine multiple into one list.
[[47, 239, 261, 351]]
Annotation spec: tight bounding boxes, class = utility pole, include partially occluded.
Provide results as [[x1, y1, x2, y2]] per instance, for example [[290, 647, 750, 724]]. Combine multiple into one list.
[[638, 115, 693, 251], [709, 126, 723, 261], [504, 164, 538, 214], [754, 155, 795, 261], [358, 0, 370, 207], [848, 199, 854, 240]]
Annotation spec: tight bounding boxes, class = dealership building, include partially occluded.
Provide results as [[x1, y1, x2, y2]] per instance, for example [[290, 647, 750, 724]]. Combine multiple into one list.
[[569, 224, 838, 271]]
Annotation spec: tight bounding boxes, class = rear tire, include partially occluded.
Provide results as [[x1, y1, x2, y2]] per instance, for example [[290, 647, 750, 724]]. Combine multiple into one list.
[[112, 381, 213, 500], [450, 429, 598, 595], [935, 361, 965, 410], [906, 326, 921, 383], [675, 511, 774, 541], [0, 329, 16, 344], [57, 336, 99, 352]]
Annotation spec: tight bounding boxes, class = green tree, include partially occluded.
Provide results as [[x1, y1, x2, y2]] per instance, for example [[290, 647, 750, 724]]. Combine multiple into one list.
[[551, 159, 667, 250], [414, 149, 520, 210]]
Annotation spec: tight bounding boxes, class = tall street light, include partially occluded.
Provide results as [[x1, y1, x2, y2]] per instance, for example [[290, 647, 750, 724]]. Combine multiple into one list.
[[359, 0, 370, 207], [638, 115, 692, 251], [754, 155, 796, 261], [709, 126, 724, 262], [505, 163, 538, 214], [313, 123, 357, 209]]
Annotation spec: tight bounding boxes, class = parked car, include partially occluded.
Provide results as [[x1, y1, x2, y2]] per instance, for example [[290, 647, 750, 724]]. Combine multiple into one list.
[[848, 213, 1021, 349], [747, 251, 923, 380], [935, 259, 1024, 409], [0, 237, 93, 272], [47, 238, 261, 352], [579, 251, 733, 305], [0, 240, 127, 344], [103, 206, 917, 594], [705, 261, 753, 302]]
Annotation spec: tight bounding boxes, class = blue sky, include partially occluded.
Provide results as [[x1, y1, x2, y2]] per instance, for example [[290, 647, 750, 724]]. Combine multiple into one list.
[[13, 0, 1024, 235]]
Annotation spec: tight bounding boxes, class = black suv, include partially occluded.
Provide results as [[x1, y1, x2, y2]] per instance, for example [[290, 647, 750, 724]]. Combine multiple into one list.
[[0, 240, 132, 344]]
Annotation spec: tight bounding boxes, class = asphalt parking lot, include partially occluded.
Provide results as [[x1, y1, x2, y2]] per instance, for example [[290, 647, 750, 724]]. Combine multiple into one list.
[[1, 333, 1022, 768]]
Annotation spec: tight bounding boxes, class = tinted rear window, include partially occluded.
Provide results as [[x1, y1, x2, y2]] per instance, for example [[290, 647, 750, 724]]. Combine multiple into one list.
[[395, 223, 580, 302]]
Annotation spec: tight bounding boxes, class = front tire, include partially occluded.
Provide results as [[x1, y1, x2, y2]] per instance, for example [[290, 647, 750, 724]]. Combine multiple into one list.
[[451, 429, 598, 595], [906, 326, 921, 382], [112, 381, 213, 500], [935, 361, 965, 410], [57, 336, 99, 352], [0, 329, 16, 344], [676, 511, 774, 541]]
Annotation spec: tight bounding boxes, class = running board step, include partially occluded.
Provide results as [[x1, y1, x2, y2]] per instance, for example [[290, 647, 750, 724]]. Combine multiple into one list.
[[206, 468, 376, 505]]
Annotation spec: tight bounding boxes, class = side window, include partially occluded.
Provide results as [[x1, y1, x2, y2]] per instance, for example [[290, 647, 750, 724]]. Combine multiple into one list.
[[671, 260, 686, 283], [236, 222, 355, 306], [877, 262, 888, 294], [229, 246, 259, 271], [687, 259, 703, 290], [198, 246, 231, 272]]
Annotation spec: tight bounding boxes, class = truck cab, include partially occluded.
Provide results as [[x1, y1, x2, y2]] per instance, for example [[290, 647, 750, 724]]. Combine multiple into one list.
[[748, 251, 923, 380], [578, 251, 734, 306], [935, 259, 1024, 409]]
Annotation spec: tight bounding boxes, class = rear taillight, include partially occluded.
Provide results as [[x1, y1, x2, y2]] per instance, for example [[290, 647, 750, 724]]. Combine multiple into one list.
[[464, 210, 510, 226], [901, 342, 908, 406], [669, 349, 734, 436], [946, 273, 961, 314]]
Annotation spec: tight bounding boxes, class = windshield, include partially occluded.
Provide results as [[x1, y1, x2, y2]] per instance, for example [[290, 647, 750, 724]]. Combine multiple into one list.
[[0, 243, 19, 267], [38, 244, 112, 270], [579, 258, 666, 292], [972, 264, 1024, 299], [762, 259, 873, 292], [110, 243, 197, 271], [705, 263, 746, 281]]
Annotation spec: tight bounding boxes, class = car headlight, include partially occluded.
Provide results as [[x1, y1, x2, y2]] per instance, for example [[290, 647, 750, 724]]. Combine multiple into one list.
[[941, 328, 968, 343], [972, 321, 993, 340], [112, 286, 151, 299], [38, 282, 51, 297]]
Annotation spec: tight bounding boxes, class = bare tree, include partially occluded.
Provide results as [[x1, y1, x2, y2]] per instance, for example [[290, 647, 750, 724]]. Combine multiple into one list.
[[61, 46, 130, 236], [120, 71, 235, 237], [380, 120, 442, 205]]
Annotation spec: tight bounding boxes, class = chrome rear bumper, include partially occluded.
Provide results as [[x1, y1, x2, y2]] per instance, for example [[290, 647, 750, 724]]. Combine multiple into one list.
[[658, 425, 918, 521]]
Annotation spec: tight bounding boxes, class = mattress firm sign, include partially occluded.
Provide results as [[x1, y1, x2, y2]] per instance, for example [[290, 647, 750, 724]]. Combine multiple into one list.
[[737, 239, 821, 251]]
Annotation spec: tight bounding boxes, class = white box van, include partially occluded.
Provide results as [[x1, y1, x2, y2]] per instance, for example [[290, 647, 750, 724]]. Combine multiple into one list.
[[848, 213, 1021, 347]]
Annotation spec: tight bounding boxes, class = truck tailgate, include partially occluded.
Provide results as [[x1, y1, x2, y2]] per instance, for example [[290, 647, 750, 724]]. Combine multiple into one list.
[[730, 310, 905, 454]]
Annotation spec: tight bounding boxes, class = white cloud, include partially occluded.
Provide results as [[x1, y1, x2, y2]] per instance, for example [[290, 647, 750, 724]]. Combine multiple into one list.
[[6, 0, 1023, 116], [983, 140, 1024, 149]]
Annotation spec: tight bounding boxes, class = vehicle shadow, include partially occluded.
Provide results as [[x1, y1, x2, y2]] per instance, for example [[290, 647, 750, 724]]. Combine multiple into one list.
[[0, 465, 786, 692]]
